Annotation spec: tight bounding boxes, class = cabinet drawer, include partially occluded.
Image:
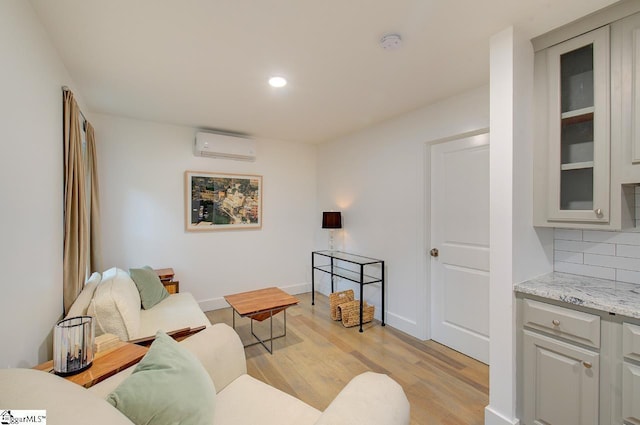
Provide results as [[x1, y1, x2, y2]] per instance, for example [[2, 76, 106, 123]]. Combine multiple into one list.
[[623, 362, 640, 425], [523, 299, 601, 348], [623, 322, 640, 362]]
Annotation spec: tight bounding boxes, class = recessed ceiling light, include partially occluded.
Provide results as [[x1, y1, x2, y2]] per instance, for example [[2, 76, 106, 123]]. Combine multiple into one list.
[[269, 76, 287, 88]]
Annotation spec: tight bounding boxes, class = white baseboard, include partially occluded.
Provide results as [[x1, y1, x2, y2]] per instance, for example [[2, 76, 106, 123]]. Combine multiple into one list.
[[281, 282, 312, 295], [385, 311, 418, 336], [198, 297, 229, 312], [197, 284, 422, 341], [198, 282, 312, 312], [484, 406, 520, 425]]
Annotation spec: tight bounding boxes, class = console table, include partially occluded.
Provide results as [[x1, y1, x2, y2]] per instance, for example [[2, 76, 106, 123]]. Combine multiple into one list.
[[311, 250, 385, 332], [33, 342, 148, 388]]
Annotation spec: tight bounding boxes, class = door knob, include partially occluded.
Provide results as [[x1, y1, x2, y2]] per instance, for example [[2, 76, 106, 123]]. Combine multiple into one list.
[[582, 361, 593, 369], [430, 248, 439, 257]]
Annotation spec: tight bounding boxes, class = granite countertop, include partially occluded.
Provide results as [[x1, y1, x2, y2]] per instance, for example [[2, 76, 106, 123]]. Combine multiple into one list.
[[514, 272, 640, 319]]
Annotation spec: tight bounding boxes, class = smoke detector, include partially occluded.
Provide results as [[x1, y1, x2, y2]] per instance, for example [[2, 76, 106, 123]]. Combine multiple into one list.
[[380, 33, 402, 50]]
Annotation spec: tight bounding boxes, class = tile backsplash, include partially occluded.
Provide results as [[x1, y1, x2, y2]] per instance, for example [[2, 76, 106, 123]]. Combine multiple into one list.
[[553, 187, 640, 284], [554, 228, 640, 283]]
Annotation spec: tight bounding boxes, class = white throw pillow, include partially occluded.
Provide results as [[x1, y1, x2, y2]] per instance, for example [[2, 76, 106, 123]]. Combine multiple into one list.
[[88, 267, 141, 341], [66, 272, 102, 318]]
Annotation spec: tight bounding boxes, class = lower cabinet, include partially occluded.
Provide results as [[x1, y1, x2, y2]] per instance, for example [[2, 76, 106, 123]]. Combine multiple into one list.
[[622, 363, 640, 424], [518, 297, 640, 425], [523, 331, 600, 425], [622, 323, 640, 425]]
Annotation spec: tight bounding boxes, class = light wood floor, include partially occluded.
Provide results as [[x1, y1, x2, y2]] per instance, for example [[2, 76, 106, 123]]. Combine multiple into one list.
[[206, 292, 488, 425]]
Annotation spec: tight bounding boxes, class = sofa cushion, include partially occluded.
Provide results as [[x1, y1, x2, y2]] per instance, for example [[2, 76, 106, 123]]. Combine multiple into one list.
[[215, 374, 321, 425], [129, 266, 169, 310], [88, 267, 141, 341], [137, 292, 210, 339], [107, 331, 216, 425], [0, 368, 132, 425], [66, 271, 102, 318]]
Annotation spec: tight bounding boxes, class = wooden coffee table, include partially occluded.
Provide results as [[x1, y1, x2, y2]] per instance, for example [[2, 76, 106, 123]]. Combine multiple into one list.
[[224, 287, 299, 354]]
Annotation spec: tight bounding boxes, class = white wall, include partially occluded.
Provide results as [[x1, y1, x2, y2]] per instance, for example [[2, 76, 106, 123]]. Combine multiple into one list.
[[316, 85, 489, 339], [92, 114, 317, 310], [486, 27, 553, 425], [0, 0, 86, 367]]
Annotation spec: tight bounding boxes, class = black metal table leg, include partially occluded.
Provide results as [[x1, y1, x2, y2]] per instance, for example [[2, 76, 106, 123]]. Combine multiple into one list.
[[359, 263, 364, 333], [330, 257, 335, 293], [311, 252, 315, 305], [381, 260, 385, 326]]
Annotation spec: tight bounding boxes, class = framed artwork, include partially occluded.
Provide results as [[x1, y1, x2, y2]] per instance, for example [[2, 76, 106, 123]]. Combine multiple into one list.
[[185, 171, 262, 231]]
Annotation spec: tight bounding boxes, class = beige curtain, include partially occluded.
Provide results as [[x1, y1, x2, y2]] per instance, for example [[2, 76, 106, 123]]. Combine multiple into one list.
[[63, 90, 88, 314], [85, 122, 103, 273], [62, 91, 103, 314]]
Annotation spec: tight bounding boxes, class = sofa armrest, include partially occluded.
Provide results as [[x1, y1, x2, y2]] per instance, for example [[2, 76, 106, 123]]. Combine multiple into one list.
[[178, 323, 247, 393], [90, 323, 246, 398], [314, 372, 410, 425], [129, 325, 206, 346]]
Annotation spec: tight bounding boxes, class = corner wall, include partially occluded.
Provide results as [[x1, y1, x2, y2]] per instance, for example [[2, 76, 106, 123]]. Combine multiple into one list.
[[0, 0, 85, 367], [316, 86, 489, 339], [92, 114, 317, 310], [486, 26, 553, 425]]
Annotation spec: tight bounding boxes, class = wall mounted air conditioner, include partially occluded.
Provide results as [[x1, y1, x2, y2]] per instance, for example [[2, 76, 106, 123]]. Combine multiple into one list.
[[194, 131, 256, 161]]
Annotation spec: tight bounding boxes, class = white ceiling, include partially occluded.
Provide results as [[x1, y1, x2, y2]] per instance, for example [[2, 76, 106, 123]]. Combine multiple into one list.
[[30, 0, 618, 144]]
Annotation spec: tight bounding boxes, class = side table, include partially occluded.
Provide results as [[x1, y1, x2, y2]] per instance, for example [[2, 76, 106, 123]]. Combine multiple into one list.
[[155, 267, 180, 294], [33, 342, 148, 388]]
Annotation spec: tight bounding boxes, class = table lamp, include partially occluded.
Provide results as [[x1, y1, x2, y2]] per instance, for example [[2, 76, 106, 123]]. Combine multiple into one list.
[[322, 211, 342, 251]]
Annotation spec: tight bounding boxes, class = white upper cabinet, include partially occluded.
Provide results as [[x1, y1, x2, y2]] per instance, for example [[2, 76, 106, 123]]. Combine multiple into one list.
[[612, 12, 640, 184], [535, 26, 611, 226], [534, 4, 640, 230]]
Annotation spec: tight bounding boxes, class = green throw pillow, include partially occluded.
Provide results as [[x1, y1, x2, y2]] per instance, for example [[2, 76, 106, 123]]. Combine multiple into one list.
[[107, 331, 216, 425], [129, 266, 170, 309]]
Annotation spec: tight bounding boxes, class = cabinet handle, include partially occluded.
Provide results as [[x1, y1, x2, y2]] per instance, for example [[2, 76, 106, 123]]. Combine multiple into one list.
[[594, 208, 603, 217], [582, 361, 593, 369], [552, 319, 560, 326]]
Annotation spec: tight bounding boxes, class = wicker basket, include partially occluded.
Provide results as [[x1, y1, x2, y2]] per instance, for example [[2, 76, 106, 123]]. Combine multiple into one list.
[[338, 300, 375, 328], [329, 290, 354, 321]]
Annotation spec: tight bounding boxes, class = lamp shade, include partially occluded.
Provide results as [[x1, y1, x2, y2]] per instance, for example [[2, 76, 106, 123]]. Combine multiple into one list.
[[322, 211, 342, 229]]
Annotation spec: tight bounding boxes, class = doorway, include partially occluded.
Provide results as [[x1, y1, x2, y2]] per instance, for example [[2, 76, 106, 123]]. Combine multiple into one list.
[[430, 131, 490, 363]]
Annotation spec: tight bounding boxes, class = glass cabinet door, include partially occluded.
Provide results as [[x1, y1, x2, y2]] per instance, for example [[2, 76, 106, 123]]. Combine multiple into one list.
[[546, 26, 610, 223]]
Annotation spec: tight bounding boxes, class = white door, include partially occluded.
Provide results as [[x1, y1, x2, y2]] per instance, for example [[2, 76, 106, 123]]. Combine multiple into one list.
[[430, 132, 490, 363]]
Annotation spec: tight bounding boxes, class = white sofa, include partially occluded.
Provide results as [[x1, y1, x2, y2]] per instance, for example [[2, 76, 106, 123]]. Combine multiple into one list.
[[0, 324, 410, 425], [69, 267, 211, 342]]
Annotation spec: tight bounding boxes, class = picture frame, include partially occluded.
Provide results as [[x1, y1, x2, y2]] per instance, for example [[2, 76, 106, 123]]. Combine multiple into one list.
[[185, 171, 262, 231]]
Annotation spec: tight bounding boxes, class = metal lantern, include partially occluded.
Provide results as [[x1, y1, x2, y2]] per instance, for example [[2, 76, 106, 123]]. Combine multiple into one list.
[[53, 316, 94, 376]]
